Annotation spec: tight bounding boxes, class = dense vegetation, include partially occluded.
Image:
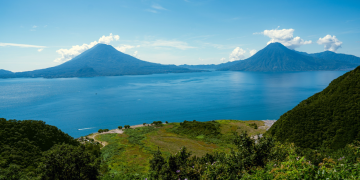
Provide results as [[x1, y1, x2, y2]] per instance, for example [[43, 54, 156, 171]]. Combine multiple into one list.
[[169, 120, 221, 138], [268, 66, 360, 149], [0, 118, 101, 179], [148, 133, 360, 180], [96, 121, 360, 179], [95, 120, 265, 179]]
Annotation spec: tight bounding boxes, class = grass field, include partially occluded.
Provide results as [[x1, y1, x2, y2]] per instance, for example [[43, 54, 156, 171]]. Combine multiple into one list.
[[95, 120, 266, 175]]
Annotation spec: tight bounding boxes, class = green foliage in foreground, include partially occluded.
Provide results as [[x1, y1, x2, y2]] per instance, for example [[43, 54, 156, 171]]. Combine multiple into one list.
[[146, 133, 360, 180], [37, 144, 100, 180], [0, 118, 79, 172], [0, 118, 101, 180], [268, 66, 360, 150]]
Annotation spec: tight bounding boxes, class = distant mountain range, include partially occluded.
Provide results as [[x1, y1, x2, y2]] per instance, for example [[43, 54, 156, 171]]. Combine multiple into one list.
[[0, 69, 13, 75], [182, 43, 360, 72], [0, 44, 203, 78], [2, 43, 360, 79], [179, 61, 240, 70]]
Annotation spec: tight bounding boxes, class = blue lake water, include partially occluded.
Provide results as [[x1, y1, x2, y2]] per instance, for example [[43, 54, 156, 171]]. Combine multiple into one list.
[[0, 71, 347, 138]]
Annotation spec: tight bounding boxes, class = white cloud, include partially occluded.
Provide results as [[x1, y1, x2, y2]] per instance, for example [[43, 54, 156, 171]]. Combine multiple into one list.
[[147, 9, 158, 13], [147, 3, 167, 13], [54, 33, 120, 63], [317, 35, 342, 52], [152, 4, 167, 10], [0, 42, 46, 52], [32, 25, 37, 28], [229, 47, 246, 61], [115, 45, 135, 53], [220, 57, 226, 62], [0, 42, 46, 48], [249, 49, 257, 57], [98, 34, 119, 44], [259, 28, 312, 49], [133, 51, 138, 57], [149, 40, 195, 50]]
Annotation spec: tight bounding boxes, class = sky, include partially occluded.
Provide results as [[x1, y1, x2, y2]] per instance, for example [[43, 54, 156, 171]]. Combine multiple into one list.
[[1, 0, 360, 72]]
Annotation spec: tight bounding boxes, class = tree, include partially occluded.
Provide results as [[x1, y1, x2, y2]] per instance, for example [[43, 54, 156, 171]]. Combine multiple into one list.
[[38, 144, 100, 180], [152, 121, 163, 127], [98, 129, 103, 133], [143, 123, 147, 126], [165, 121, 168, 124], [149, 148, 165, 179], [118, 126, 122, 129]]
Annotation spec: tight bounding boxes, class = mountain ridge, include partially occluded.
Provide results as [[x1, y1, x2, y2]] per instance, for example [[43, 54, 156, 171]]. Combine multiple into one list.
[[2, 44, 203, 78], [176, 43, 360, 71], [218, 43, 358, 72]]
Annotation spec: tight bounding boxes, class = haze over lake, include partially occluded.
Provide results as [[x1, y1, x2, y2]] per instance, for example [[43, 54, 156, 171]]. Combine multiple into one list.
[[0, 71, 346, 137]]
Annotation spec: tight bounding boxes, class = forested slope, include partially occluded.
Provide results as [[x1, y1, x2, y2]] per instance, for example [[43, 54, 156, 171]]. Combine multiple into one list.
[[0, 118, 100, 179], [267, 66, 360, 149]]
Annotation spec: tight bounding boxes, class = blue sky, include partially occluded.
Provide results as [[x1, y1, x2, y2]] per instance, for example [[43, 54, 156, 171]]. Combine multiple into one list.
[[1, 0, 360, 72]]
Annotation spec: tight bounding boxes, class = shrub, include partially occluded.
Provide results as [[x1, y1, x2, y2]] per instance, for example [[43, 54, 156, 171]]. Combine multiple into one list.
[[153, 121, 163, 126], [249, 123, 258, 129], [171, 120, 221, 138], [37, 144, 100, 179], [118, 126, 122, 129], [98, 129, 103, 133]]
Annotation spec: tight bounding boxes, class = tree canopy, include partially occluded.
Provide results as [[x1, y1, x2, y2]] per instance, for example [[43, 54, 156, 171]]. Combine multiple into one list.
[[267, 66, 360, 149]]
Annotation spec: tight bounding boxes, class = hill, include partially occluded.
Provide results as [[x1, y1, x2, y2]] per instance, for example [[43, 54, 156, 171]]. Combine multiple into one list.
[[0, 69, 14, 78], [3, 44, 202, 78], [0, 118, 101, 179], [0, 69, 13, 74], [95, 120, 360, 179], [306, 51, 360, 65], [218, 43, 358, 72], [94, 120, 267, 178], [267, 65, 360, 149]]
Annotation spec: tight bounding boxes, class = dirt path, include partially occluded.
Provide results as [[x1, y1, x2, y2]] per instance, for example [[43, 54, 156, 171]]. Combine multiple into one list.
[[252, 120, 277, 140], [262, 120, 277, 130], [87, 133, 108, 148]]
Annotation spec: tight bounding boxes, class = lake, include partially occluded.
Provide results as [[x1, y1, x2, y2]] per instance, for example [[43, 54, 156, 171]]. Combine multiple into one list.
[[0, 70, 347, 138]]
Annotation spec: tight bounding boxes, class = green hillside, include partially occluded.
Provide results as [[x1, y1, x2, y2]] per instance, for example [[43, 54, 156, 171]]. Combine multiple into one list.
[[95, 120, 266, 178], [96, 120, 360, 179], [267, 66, 360, 149], [0, 118, 101, 179]]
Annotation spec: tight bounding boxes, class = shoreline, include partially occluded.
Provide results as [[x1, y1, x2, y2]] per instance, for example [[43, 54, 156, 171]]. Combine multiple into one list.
[[89, 119, 277, 136], [85, 120, 277, 148]]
